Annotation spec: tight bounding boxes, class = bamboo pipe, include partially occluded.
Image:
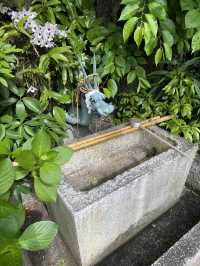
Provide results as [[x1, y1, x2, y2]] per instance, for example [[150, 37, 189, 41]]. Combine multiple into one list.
[[69, 115, 173, 151], [69, 116, 160, 148]]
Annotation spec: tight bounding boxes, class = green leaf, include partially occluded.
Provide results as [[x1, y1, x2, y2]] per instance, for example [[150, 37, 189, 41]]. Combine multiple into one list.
[[134, 25, 143, 48], [51, 54, 68, 63], [192, 31, 200, 53], [32, 130, 51, 158], [62, 68, 67, 85], [53, 107, 66, 126], [0, 115, 13, 124], [148, 2, 166, 19], [16, 101, 27, 121], [0, 125, 6, 141], [139, 78, 151, 89], [48, 46, 71, 56], [143, 22, 157, 55], [127, 70, 136, 84], [162, 30, 174, 47], [163, 43, 172, 61], [15, 167, 29, 180], [8, 81, 25, 97], [119, 4, 139, 21], [155, 48, 163, 66], [107, 79, 118, 98], [0, 201, 25, 237], [0, 158, 15, 195], [185, 10, 200, 29], [180, 0, 196, 10], [0, 243, 22, 266], [0, 138, 11, 156], [53, 146, 73, 165], [13, 150, 35, 171], [34, 176, 58, 202], [123, 17, 138, 42], [40, 162, 62, 185], [41, 151, 58, 162], [23, 97, 41, 114], [18, 221, 58, 251], [0, 77, 8, 87], [145, 14, 158, 37]]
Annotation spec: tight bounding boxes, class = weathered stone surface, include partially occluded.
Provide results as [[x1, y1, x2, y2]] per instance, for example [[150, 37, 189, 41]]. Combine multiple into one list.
[[24, 189, 200, 266], [99, 189, 200, 266], [152, 219, 200, 266], [49, 124, 197, 266], [187, 153, 200, 194]]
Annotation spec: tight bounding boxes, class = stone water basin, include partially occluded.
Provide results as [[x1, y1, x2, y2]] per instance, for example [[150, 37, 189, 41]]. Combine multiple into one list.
[[49, 124, 197, 266]]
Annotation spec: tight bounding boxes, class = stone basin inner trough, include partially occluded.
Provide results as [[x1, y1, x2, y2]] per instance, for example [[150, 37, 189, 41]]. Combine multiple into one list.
[[49, 124, 197, 266]]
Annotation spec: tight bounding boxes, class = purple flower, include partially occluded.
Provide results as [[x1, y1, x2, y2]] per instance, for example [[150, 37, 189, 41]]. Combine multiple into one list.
[[9, 9, 67, 48]]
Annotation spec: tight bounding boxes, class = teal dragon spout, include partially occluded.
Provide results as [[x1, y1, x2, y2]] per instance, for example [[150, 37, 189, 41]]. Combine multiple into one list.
[[66, 55, 114, 127]]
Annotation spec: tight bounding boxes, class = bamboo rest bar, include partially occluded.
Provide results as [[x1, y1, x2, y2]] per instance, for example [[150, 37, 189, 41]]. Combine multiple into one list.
[[68, 115, 173, 152]]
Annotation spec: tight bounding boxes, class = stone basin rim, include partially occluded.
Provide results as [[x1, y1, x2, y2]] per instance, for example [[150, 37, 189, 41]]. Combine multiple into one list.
[[58, 125, 197, 212]]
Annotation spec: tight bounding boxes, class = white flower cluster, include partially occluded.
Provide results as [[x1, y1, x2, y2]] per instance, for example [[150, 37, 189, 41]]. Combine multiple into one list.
[[9, 8, 67, 48]]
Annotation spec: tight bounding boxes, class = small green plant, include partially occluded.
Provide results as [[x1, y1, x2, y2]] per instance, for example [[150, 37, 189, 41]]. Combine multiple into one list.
[[0, 200, 58, 266], [0, 129, 73, 202]]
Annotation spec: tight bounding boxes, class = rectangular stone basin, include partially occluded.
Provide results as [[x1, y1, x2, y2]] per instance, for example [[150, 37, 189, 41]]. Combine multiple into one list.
[[49, 124, 197, 266]]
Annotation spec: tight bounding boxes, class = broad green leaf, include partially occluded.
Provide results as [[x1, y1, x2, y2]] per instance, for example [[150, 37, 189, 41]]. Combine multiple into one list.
[[139, 78, 151, 89], [0, 201, 25, 237], [0, 243, 22, 266], [163, 42, 172, 61], [127, 70, 136, 84], [8, 81, 25, 97], [16, 101, 27, 121], [185, 10, 200, 29], [53, 147, 73, 165], [155, 48, 163, 66], [18, 221, 58, 251], [180, 0, 196, 10], [123, 17, 138, 42], [23, 97, 41, 114], [192, 31, 200, 53], [0, 191, 10, 201], [134, 25, 143, 48], [34, 176, 57, 203], [148, 2, 166, 19], [143, 22, 157, 55], [32, 130, 51, 158], [103, 88, 113, 99], [0, 138, 11, 156], [107, 79, 118, 98], [41, 151, 58, 162], [0, 158, 15, 195], [0, 115, 13, 124], [162, 30, 174, 47], [119, 4, 139, 21], [40, 162, 62, 185], [15, 167, 29, 180], [13, 150, 35, 171], [53, 107, 66, 126], [145, 14, 158, 37]]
